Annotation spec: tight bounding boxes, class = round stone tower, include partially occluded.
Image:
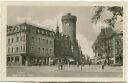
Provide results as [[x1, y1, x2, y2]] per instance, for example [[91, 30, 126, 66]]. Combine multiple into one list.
[[61, 13, 77, 44]]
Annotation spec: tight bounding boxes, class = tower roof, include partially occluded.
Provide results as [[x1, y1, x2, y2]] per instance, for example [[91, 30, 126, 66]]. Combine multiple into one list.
[[61, 13, 77, 22]]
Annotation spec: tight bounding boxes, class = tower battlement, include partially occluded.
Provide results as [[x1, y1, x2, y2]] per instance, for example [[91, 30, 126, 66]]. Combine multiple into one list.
[[61, 13, 77, 23]]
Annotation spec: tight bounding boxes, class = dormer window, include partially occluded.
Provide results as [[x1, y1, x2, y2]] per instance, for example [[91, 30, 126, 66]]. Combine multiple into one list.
[[42, 30, 44, 34]]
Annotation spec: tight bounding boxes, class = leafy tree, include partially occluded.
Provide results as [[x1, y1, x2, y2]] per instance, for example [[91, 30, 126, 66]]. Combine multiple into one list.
[[92, 6, 123, 65], [91, 6, 123, 28]]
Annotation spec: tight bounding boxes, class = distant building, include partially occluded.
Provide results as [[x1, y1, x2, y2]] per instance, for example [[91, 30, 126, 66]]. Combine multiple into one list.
[[92, 27, 123, 65]]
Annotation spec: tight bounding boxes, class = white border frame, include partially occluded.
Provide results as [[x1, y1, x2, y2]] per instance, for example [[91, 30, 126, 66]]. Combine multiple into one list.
[[0, 1, 127, 82]]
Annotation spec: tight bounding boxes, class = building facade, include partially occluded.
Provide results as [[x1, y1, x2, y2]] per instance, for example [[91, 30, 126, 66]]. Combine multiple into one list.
[[7, 23, 55, 66]]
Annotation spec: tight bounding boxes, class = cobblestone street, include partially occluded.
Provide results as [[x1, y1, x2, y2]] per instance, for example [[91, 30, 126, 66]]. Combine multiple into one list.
[[7, 65, 123, 77]]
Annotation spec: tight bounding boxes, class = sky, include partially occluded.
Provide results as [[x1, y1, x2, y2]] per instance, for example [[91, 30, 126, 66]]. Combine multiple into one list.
[[7, 6, 123, 59]]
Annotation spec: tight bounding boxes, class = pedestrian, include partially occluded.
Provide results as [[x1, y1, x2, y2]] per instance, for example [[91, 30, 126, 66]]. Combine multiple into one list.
[[58, 61, 60, 70], [101, 60, 106, 69], [60, 62, 63, 70], [77, 62, 79, 67], [80, 63, 83, 71]]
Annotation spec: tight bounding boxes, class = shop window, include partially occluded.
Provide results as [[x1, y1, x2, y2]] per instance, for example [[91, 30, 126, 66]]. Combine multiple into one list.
[[15, 56, 19, 62], [7, 57, 10, 62], [11, 57, 15, 63]]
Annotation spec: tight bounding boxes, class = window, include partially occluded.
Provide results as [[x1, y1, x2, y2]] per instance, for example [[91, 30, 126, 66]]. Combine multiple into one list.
[[42, 30, 44, 34], [16, 47, 19, 52], [38, 29, 40, 33], [50, 49, 52, 54], [12, 38, 14, 43], [20, 46, 22, 52], [23, 35, 26, 41], [16, 37, 19, 42], [13, 28, 15, 32], [32, 37, 34, 42], [8, 38, 10, 43], [46, 40, 48, 44], [42, 38, 45, 42], [42, 48, 44, 53], [11, 47, 13, 53], [38, 47, 40, 53], [50, 40, 52, 45], [31, 47, 34, 51], [38, 38, 40, 43], [7, 57, 10, 62], [8, 47, 10, 53], [21, 36, 22, 41], [46, 48, 48, 54], [23, 46, 25, 51]]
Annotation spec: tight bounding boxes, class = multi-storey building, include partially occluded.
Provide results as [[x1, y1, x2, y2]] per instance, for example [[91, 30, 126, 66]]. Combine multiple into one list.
[[7, 23, 55, 66]]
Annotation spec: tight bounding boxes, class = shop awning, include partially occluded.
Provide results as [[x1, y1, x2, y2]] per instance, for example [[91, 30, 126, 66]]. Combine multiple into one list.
[[67, 58, 75, 62]]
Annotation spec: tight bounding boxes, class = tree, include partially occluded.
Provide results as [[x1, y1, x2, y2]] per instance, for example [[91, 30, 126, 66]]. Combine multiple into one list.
[[91, 6, 123, 28], [92, 6, 123, 65]]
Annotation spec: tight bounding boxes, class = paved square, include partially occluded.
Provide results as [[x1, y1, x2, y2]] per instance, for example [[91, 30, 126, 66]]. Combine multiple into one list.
[[7, 65, 123, 77]]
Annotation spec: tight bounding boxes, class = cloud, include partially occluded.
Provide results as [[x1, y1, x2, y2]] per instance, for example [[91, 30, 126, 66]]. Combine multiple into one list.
[[76, 34, 95, 59]]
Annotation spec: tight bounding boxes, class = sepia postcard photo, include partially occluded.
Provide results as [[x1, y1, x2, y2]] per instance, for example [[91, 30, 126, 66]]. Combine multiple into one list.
[[0, 1, 127, 82]]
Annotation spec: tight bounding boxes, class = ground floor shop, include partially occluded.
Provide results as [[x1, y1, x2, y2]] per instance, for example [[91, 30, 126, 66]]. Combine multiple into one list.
[[7, 54, 55, 66]]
